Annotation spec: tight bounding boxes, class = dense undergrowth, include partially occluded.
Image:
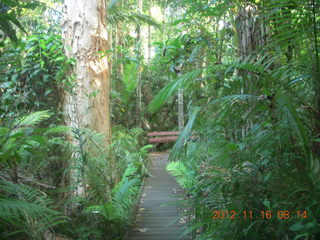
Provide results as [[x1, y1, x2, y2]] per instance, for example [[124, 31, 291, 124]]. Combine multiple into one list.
[[157, 1, 320, 239], [0, 15, 150, 240], [0, 110, 150, 239]]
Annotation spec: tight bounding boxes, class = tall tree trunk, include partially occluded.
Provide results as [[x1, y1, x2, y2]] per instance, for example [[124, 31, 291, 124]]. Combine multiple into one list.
[[136, 0, 143, 128], [148, 6, 151, 62], [235, 3, 266, 59], [143, 5, 153, 129], [62, 0, 112, 196], [115, 0, 124, 91], [235, 2, 267, 90], [234, 2, 266, 137]]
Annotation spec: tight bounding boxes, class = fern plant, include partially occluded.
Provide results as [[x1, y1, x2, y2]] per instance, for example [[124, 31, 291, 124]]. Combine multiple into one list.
[[0, 110, 68, 239], [0, 180, 65, 239], [1, 111, 50, 181]]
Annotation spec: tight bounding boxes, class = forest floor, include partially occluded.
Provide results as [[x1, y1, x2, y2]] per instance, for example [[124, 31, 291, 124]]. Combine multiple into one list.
[[129, 152, 190, 240]]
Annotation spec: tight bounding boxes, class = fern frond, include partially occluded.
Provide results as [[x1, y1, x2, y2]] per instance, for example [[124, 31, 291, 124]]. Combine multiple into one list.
[[166, 161, 194, 189], [112, 178, 139, 212], [14, 110, 51, 128], [116, 156, 128, 179], [0, 180, 65, 234], [45, 126, 70, 135]]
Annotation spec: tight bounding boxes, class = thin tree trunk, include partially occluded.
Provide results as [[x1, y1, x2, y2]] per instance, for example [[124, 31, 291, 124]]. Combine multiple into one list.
[[62, 0, 112, 197], [148, 6, 151, 62], [144, 5, 153, 126], [178, 88, 184, 131], [177, 72, 184, 131], [117, 24, 124, 79], [136, 0, 143, 128]]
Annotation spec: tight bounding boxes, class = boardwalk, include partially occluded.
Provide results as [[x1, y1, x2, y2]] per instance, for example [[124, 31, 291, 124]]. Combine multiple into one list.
[[129, 152, 190, 240]]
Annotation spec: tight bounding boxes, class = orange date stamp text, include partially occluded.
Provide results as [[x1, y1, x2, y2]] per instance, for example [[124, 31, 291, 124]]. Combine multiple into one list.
[[211, 210, 308, 220]]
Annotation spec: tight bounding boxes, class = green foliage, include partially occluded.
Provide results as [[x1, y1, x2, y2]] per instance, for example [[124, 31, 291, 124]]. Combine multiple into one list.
[[148, 69, 203, 113], [0, 0, 46, 45], [0, 26, 74, 121], [109, 11, 161, 29], [1, 0, 319, 239], [121, 61, 138, 104], [166, 161, 194, 189], [68, 125, 150, 239], [107, 0, 160, 28], [85, 173, 140, 226], [1, 110, 53, 170], [0, 110, 68, 239], [111, 126, 152, 178], [151, 0, 320, 239], [0, 180, 65, 239]]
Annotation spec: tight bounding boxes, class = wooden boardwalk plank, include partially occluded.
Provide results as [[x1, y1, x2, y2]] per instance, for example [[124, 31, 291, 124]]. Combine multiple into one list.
[[128, 152, 190, 240]]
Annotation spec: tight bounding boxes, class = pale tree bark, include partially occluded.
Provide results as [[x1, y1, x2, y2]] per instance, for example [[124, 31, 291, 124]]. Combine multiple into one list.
[[62, 0, 112, 196], [117, 24, 124, 79], [177, 72, 184, 131], [136, 0, 143, 128], [113, 0, 124, 91], [148, 6, 151, 62], [235, 3, 266, 59], [144, 5, 153, 118], [177, 87, 184, 131]]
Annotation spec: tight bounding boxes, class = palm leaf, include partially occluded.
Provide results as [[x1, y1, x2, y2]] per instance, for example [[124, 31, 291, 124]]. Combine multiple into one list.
[[171, 107, 201, 160], [14, 110, 51, 128], [276, 90, 310, 158], [108, 7, 161, 29], [148, 68, 204, 113], [166, 161, 193, 189]]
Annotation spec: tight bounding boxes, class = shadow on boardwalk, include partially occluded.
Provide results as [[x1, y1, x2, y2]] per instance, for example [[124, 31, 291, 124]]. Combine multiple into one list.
[[129, 152, 190, 240]]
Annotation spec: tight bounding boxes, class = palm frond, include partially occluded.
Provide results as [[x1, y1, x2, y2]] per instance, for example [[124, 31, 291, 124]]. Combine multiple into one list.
[[171, 107, 201, 159], [276, 91, 310, 158], [112, 177, 139, 210], [45, 126, 70, 135], [108, 10, 161, 29], [166, 161, 193, 189], [148, 68, 204, 113], [13, 110, 51, 128]]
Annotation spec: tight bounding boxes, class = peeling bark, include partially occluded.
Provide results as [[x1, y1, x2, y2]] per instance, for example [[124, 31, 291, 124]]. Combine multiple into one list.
[[235, 2, 267, 138], [62, 0, 111, 196], [62, 0, 111, 140], [235, 3, 266, 58]]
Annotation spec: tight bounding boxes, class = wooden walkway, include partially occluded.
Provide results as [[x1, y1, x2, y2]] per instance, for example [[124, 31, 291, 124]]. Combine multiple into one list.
[[129, 152, 190, 240]]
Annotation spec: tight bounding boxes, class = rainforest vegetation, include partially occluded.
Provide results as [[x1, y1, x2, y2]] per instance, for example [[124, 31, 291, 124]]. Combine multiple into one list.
[[0, 0, 319, 239]]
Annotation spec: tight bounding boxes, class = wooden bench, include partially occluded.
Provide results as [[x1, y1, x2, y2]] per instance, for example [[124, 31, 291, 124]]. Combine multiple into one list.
[[147, 131, 180, 144]]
